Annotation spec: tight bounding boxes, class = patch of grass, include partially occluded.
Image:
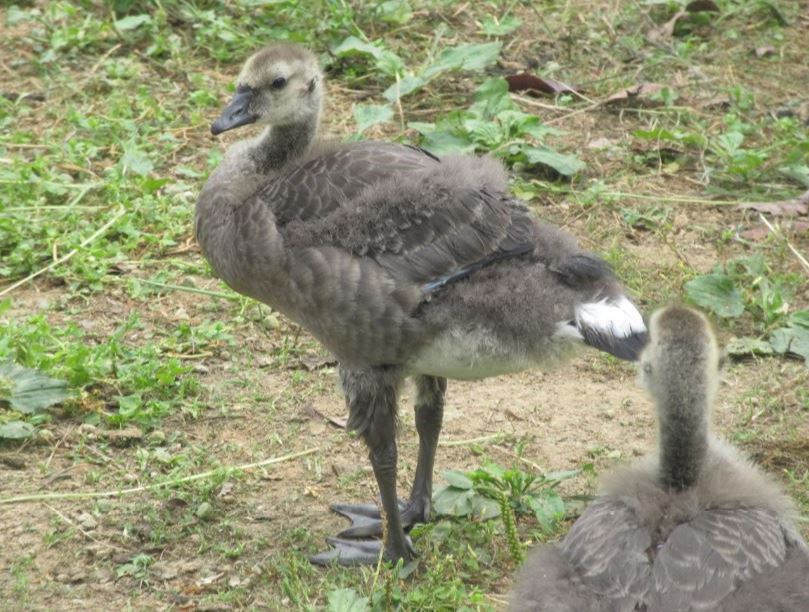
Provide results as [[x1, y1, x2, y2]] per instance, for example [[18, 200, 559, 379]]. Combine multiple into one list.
[[0, 312, 198, 433], [9, 554, 35, 602]]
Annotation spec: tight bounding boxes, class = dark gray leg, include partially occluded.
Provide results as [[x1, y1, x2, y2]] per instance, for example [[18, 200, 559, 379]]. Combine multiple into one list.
[[310, 366, 414, 566], [330, 375, 447, 539], [408, 375, 446, 521]]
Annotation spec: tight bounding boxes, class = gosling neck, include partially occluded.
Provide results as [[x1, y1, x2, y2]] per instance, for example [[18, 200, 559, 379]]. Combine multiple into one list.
[[657, 384, 710, 492], [251, 116, 318, 171]]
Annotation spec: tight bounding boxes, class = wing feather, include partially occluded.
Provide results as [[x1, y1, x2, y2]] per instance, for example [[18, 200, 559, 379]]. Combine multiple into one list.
[[270, 142, 535, 287], [651, 506, 788, 610], [559, 499, 652, 608]]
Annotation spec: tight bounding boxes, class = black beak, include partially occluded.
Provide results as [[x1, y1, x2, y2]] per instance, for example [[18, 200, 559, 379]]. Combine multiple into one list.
[[211, 86, 259, 135]]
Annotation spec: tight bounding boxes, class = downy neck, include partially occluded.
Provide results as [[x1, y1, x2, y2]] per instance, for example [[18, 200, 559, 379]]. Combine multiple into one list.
[[657, 386, 710, 492], [250, 117, 318, 172]]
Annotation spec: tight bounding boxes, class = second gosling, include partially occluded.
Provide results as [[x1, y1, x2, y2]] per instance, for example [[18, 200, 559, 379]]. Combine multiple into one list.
[[510, 306, 809, 612]]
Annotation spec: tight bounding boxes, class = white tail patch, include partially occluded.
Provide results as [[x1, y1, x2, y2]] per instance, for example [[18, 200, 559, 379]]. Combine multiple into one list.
[[576, 296, 646, 338]]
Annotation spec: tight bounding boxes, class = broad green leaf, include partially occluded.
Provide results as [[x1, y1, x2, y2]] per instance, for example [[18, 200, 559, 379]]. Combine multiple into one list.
[[121, 142, 154, 177], [789, 310, 809, 330], [377, 0, 412, 24], [6, 5, 32, 26], [470, 496, 501, 520], [463, 118, 506, 147], [409, 124, 475, 156], [327, 588, 370, 612], [528, 490, 566, 531], [779, 164, 809, 188], [544, 469, 581, 483], [353, 104, 394, 134], [479, 463, 506, 479], [432, 485, 474, 516], [383, 74, 425, 101], [384, 43, 501, 102], [472, 78, 514, 118], [114, 14, 151, 31], [333, 36, 385, 59], [522, 147, 585, 177], [117, 394, 142, 417], [725, 337, 775, 357], [480, 14, 522, 36], [0, 420, 35, 440], [375, 52, 406, 77], [0, 362, 69, 414], [770, 326, 809, 363], [444, 470, 474, 489], [423, 42, 502, 79], [332, 37, 404, 77], [716, 131, 744, 156], [684, 274, 745, 318]]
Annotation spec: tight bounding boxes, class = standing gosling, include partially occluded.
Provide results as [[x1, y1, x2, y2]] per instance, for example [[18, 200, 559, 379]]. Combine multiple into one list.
[[510, 306, 809, 611], [196, 42, 647, 566]]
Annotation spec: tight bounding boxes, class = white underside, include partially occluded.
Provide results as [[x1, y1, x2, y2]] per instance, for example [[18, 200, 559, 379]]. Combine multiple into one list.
[[406, 325, 577, 380], [406, 297, 645, 380]]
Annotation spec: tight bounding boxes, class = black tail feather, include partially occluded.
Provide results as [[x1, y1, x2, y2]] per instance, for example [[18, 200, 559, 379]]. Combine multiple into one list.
[[581, 326, 649, 362]]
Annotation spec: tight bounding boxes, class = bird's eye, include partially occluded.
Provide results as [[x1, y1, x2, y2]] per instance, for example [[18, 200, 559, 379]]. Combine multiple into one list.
[[271, 77, 287, 90], [643, 363, 652, 374]]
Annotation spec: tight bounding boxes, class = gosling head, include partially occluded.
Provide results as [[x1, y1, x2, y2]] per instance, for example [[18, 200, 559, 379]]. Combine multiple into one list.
[[211, 43, 324, 136], [639, 305, 721, 415]]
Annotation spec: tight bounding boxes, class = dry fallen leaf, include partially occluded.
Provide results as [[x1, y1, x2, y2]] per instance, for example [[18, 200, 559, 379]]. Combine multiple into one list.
[[647, 10, 685, 43], [505, 73, 578, 96], [300, 402, 348, 429], [587, 137, 617, 150], [754, 45, 776, 58], [604, 83, 667, 108], [700, 93, 731, 110], [647, 1, 719, 43]]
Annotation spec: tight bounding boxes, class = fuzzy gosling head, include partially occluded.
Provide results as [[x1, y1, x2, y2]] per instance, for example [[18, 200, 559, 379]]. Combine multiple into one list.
[[211, 43, 324, 135]]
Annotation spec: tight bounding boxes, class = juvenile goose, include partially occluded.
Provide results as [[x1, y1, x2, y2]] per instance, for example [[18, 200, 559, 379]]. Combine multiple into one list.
[[510, 305, 809, 611], [196, 42, 647, 566]]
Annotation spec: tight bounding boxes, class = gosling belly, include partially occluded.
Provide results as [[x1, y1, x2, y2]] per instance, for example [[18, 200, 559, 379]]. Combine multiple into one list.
[[406, 327, 578, 381]]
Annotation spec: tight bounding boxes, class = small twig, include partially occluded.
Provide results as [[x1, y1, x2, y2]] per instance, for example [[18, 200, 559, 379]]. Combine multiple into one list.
[[45, 503, 102, 543], [491, 445, 545, 473], [164, 351, 214, 360], [0, 448, 318, 505], [0, 179, 100, 189], [89, 43, 122, 76], [2, 205, 103, 212], [0, 207, 126, 298], [126, 278, 239, 300], [45, 425, 73, 470], [585, 190, 748, 206], [510, 93, 565, 112], [438, 433, 504, 447], [545, 102, 602, 126], [393, 73, 405, 131], [758, 214, 809, 276]]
